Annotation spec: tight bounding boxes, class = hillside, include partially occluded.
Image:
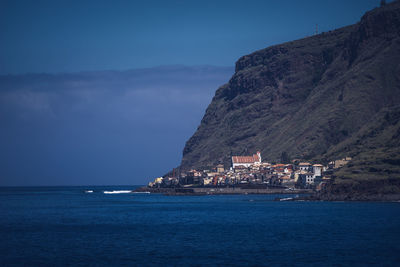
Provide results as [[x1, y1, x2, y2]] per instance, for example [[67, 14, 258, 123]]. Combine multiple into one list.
[[180, 1, 400, 196]]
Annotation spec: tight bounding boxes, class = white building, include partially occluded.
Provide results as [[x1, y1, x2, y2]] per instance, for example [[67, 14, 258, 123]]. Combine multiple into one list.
[[299, 162, 311, 171], [313, 164, 323, 178], [203, 177, 213, 186], [305, 173, 314, 185], [232, 151, 262, 168]]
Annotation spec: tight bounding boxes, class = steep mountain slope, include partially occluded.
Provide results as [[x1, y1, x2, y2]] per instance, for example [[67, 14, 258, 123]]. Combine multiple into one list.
[[315, 105, 400, 200], [181, 0, 400, 177]]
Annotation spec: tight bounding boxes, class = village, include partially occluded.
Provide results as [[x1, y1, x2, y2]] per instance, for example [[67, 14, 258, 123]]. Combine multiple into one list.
[[147, 151, 352, 191]]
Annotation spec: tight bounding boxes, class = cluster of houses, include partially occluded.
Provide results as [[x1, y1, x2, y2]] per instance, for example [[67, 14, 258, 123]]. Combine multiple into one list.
[[148, 151, 352, 190]]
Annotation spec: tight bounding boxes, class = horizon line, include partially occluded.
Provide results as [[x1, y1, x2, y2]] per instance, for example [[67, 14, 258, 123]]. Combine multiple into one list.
[[0, 64, 235, 77]]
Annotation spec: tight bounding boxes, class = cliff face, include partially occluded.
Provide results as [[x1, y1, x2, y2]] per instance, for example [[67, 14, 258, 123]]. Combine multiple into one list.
[[181, 1, 400, 177]]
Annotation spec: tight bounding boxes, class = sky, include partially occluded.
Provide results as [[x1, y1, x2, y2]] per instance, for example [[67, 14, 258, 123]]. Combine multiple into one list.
[[0, 0, 382, 74], [0, 0, 387, 186], [0, 66, 233, 186]]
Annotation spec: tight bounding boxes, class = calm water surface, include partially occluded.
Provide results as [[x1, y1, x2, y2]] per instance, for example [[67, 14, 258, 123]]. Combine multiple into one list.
[[0, 186, 399, 266]]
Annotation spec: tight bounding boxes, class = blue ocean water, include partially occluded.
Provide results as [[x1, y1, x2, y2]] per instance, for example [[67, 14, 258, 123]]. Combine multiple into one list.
[[0, 186, 399, 266]]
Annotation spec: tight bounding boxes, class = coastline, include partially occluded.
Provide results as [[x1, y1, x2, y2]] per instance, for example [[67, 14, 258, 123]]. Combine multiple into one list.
[[303, 193, 400, 202], [134, 186, 313, 196], [134, 186, 400, 201]]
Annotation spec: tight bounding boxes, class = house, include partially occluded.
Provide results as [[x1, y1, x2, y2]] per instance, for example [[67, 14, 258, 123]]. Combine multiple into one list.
[[313, 164, 323, 178], [216, 164, 225, 173], [212, 176, 219, 186], [293, 171, 300, 182], [305, 173, 314, 185], [203, 177, 213, 186], [233, 165, 248, 173], [149, 177, 164, 187], [280, 175, 291, 184], [162, 177, 174, 187], [154, 177, 163, 184], [183, 170, 203, 185], [299, 162, 312, 171], [298, 172, 314, 186], [207, 172, 219, 177], [232, 151, 262, 168], [284, 164, 293, 173], [273, 164, 285, 173], [331, 157, 352, 169], [260, 162, 272, 169]]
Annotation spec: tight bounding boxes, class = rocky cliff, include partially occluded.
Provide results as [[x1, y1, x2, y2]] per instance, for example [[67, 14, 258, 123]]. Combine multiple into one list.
[[181, 0, 400, 190]]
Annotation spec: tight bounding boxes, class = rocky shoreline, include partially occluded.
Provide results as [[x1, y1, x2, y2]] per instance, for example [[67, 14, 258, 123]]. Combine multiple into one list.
[[304, 192, 400, 202], [134, 186, 313, 196], [135, 186, 400, 201]]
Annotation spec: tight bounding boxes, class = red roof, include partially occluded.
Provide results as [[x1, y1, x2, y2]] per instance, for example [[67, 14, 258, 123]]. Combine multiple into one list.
[[232, 154, 260, 164]]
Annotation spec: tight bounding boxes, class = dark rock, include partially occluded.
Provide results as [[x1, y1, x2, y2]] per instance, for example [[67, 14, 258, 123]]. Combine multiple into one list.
[[179, 2, 400, 199], [180, 2, 400, 174]]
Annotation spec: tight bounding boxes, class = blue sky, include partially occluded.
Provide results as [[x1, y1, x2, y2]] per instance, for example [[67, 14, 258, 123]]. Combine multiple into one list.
[[1, 0, 382, 74], [0, 0, 387, 186]]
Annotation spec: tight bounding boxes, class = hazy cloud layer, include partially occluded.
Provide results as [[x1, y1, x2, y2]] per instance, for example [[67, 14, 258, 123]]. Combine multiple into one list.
[[0, 65, 233, 185]]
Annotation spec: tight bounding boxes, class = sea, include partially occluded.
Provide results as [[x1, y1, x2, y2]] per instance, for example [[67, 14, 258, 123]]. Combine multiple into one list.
[[0, 186, 399, 266]]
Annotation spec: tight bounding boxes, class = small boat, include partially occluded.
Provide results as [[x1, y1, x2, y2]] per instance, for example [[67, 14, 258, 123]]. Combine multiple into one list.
[[132, 191, 151, 194], [84, 190, 94, 193]]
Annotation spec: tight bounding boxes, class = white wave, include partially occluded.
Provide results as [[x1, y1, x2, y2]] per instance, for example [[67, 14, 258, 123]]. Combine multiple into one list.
[[103, 190, 132, 194], [279, 197, 293, 201]]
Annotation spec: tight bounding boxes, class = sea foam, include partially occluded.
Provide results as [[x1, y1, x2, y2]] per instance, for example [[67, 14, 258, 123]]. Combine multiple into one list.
[[103, 190, 132, 194]]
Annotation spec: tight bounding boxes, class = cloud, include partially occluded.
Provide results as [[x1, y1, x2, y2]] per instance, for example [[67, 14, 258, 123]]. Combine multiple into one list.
[[0, 65, 233, 185]]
